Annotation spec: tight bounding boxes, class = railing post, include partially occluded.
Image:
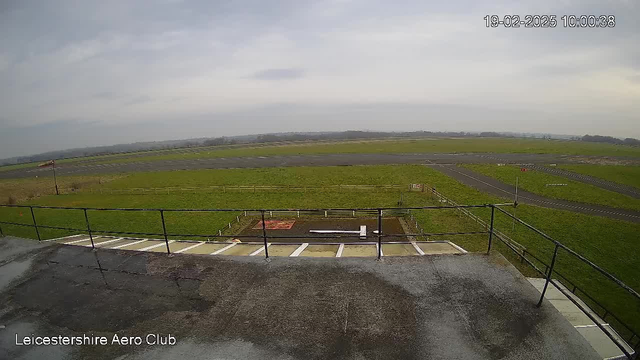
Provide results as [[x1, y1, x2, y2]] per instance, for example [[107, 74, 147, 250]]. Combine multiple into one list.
[[537, 244, 560, 308], [83, 208, 95, 249], [30, 206, 41, 241], [261, 210, 269, 259], [487, 205, 495, 254], [160, 210, 170, 254], [0, 221, 4, 237], [377, 208, 382, 260]]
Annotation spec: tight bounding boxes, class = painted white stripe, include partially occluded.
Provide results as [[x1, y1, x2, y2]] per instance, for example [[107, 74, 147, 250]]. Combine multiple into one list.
[[175, 242, 205, 254], [250, 244, 271, 256], [139, 240, 175, 252], [447, 241, 468, 254], [412, 242, 425, 256], [574, 324, 609, 328], [64, 237, 93, 245], [111, 239, 147, 249], [336, 243, 345, 257], [45, 234, 84, 242], [290, 243, 309, 257], [211, 243, 237, 255], [86, 237, 123, 247]]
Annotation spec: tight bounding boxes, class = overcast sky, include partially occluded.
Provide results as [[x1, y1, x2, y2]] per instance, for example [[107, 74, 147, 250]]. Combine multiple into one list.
[[1, 0, 639, 158]]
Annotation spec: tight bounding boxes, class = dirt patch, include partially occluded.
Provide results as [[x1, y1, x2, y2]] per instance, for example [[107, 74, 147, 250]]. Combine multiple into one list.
[[237, 217, 407, 244]]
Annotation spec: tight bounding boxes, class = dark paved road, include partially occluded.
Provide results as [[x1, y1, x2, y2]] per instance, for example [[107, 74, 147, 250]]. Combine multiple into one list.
[[2, 152, 636, 180], [0, 236, 600, 360], [431, 164, 640, 223]]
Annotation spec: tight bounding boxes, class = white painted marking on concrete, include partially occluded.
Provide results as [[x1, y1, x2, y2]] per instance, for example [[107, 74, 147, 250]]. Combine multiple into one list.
[[111, 239, 147, 249], [64, 237, 93, 245], [336, 243, 345, 257], [211, 243, 237, 255], [175, 242, 205, 254], [250, 244, 270, 256], [412, 242, 425, 255], [86, 237, 123, 247], [140, 240, 175, 251], [45, 234, 84, 242], [447, 241, 468, 254], [575, 324, 609, 328], [290, 243, 309, 257]]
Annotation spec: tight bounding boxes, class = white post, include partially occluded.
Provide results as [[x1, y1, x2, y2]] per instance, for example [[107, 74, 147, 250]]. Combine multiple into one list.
[[324, 210, 327, 217]]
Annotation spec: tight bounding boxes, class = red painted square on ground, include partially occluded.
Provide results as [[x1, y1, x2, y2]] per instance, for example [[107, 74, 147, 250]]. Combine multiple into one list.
[[253, 220, 296, 230]]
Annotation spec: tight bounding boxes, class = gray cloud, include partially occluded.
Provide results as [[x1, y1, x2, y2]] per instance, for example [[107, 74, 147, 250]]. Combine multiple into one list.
[[0, 0, 639, 158], [251, 68, 305, 80]]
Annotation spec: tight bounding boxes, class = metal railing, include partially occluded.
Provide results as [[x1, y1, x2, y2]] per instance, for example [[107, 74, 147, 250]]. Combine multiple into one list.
[[85, 184, 408, 195], [429, 187, 639, 359], [0, 201, 637, 358], [0, 203, 499, 256]]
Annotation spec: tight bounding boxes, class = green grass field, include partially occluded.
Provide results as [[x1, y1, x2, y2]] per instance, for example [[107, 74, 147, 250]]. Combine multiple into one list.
[[3, 137, 639, 173], [93, 137, 640, 165], [463, 164, 640, 211], [0, 164, 638, 339], [558, 164, 640, 190]]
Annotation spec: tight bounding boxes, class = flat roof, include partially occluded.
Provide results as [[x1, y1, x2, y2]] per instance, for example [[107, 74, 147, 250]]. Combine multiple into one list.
[[0, 236, 600, 360]]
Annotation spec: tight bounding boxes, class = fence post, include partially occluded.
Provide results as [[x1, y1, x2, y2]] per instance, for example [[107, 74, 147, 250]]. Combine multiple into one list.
[[537, 244, 560, 307], [29, 206, 41, 241], [377, 208, 382, 260], [83, 209, 95, 249], [261, 210, 269, 259], [0, 220, 4, 237], [487, 205, 495, 254], [160, 210, 170, 254]]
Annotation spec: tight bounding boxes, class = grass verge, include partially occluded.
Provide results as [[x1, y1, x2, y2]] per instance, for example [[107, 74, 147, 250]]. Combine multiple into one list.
[[463, 164, 640, 211]]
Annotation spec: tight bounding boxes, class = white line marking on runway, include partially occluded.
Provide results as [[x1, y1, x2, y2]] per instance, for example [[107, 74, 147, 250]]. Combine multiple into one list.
[[64, 237, 93, 245], [87, 237, 123, 247], [211, 243, 237, 255], [140, 240, 175, 251], [45, 234, 83, 242], [175, 242, 205, 253], [336, 243, 345, 257], [412, 242, 425, 255], [111, 239, 147, 249], [290, 243, 309, 257], [250, 244, 270, 256], [447, 241, 468, 254]]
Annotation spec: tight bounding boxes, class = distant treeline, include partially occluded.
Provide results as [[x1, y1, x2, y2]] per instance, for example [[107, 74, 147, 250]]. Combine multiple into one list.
[[582, 135, 640, 147], [1, 130, 638, 166]]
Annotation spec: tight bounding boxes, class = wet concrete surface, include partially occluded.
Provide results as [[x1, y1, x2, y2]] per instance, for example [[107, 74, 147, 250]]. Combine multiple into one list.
[[433, 164, 640, 223], [2, 152, 638, 179], [0, 236, 600, 360]]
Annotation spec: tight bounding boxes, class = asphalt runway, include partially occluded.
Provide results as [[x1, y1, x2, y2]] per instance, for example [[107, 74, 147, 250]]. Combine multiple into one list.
[[432, 164, 640, 223], [1, 152, 635, 179]]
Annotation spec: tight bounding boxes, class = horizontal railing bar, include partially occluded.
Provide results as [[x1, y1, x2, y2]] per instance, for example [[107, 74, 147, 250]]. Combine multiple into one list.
[[0, 221, 35, 227], [31, 224, 88, 232], [0, 204, 499, 211]]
